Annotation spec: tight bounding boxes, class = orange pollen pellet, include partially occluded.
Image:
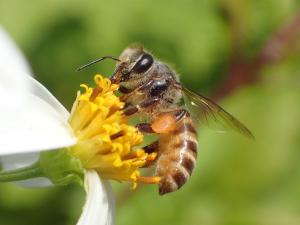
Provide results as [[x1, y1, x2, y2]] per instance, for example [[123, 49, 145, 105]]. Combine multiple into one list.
[[151, 113, 177, 134]]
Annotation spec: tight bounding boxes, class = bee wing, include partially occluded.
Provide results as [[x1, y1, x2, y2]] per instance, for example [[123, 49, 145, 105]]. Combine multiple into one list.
[[182, 86, 254, 139]]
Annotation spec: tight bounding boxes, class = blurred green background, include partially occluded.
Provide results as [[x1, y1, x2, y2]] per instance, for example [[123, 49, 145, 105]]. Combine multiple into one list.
[[1, 0, 300, 224]]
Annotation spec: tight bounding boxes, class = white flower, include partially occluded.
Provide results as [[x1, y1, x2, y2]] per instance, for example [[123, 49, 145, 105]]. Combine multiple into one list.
[[0, 26, 114, 225]]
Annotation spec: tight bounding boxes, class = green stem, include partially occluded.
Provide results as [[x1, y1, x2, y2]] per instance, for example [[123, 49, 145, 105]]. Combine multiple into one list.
[[0, 163, 44, 182]]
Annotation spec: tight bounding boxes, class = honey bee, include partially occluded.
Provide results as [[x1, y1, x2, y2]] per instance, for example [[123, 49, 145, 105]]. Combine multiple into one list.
[[78, 45, 254, 195]]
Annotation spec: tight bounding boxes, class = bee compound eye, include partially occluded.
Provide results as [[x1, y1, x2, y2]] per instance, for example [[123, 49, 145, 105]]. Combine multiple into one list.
[[132, 53, 154, 74]]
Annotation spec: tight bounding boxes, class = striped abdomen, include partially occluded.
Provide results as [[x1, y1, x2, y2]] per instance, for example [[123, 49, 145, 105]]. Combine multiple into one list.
[[156, 113, 198, 195]]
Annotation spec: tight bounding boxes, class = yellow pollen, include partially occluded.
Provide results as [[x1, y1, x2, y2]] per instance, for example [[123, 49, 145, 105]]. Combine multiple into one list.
[[69, 74, 159, 188]]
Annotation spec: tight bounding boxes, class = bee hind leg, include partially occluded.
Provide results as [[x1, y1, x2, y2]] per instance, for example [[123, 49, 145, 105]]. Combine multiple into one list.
[[142, 140, 159, 168], [135, 109, 189, 135], [173, 109, 189, 121]]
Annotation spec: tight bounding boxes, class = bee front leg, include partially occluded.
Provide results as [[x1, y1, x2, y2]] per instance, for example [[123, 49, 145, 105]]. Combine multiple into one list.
[[120, 80, 154, 102], [123, 97, 160, 116]]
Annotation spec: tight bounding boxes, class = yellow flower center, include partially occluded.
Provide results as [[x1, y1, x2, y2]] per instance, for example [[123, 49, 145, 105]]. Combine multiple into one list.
[[68, 75, 160, 188]]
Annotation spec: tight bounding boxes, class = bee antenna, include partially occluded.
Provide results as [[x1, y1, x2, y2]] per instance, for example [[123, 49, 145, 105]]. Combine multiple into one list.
[[77, 56, 120, 71]]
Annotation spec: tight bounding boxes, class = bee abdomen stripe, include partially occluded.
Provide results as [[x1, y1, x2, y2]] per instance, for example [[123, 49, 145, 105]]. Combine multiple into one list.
[[159, 177, 178, 195], [172, 139, 198, 156], [185, 123, 197, 134], [173, 122, 197, 135], [182, 156, 195, 175], [187, 140, 198, 154], [172, 171, 187, 188], [159, 182, 172, 195], [157, 114, 198, 195]]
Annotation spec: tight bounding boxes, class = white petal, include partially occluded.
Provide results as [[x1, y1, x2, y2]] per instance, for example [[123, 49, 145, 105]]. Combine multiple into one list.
[[0, 67, 76, 155], [0, 27, 76, 187], [0, 27, 75, 154], [0, 26, 31, 75], [0, 26, 40, 182], [77, 170, 115, 225]]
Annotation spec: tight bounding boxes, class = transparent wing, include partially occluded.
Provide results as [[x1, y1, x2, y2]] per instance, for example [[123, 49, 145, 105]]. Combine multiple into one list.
[[182, 86, 254, 139]]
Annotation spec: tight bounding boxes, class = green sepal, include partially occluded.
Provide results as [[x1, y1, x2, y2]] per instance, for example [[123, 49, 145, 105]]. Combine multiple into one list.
[[39, 148, 84, 187]]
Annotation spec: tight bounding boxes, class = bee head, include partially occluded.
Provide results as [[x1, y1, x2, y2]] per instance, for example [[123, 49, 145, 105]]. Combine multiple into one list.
[[110, 45, 154, 84]]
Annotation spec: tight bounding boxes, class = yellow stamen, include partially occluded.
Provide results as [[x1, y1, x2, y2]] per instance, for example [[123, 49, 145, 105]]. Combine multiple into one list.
[[69, 74, 159, 188]]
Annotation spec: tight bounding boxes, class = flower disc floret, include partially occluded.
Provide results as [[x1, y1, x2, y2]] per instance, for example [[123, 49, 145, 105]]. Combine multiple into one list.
[[69, 75, 159, 188]]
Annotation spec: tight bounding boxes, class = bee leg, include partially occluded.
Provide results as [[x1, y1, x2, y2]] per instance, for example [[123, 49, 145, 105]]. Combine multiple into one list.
[[120, 80, 154, 102], [136, 123, 155, 133], [118, 85, 132, 94], [123, 102, 132, 110], [173, 109, 189, 121], [149, 109, 188, 134], [123, 106, 138, 116], [135, 110, 187, 134], [142, 140, 159, 168], [123, 97, 160, 116], [143, 140, 159, 153]]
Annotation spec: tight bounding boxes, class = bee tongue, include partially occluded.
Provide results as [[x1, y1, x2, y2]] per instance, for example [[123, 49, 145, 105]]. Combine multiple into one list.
[[110, 66, 128, 84]]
